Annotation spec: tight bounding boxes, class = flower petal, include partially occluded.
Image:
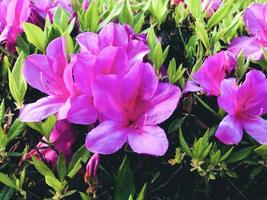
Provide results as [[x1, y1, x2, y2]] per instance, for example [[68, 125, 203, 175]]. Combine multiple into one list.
[[218, 78, 238, 115], [98, 23, 128, 49], [237, 70, 267, 116], [126, 40, 149, 65], [145, 83, 181, 125], [183, 80, 204, 94], [229, 36, 263, 61], [20, 96, 65, 122], [85, 120, 127, 154], [58, 96, 98, 125], [242, 117, 267, 144], [215, 115, 243, 145], [76, 32, 100, 54], [244, 3, 267, 44], [128, 125, 168, 156]]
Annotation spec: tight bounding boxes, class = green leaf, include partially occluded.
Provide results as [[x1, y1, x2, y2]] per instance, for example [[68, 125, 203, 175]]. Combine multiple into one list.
[[57, 153, 67, 181], [62, 190, 77, 198], [207, 0, 233, 30], [8, 52, 27, 106], [136, 183, 147, 200], [32, 156, 55, 178], [67, 146, 90, 173], [254, 145, 267, 158], [23, 22, 46, 52], [16, 36, 30, 55], [84, 0, 99, 32], [133, 12, 145, 33], [7, 119, 26, 143], [115, 156, 135, 200], [79, 192, 91, 200], [0, 172, 16, 189], [227, 146, 255, 163], [119, 0, 134, 26], [250, 166, 264, 177], [67, 158, 83, 179], [168, 117, 185, 134], [45, 176, 62, 192], [185, 0, 202, 20], [195, 20, 209, 49], [0, 185, 15, 200], [179, 128, 193, 157], [0, 100, 5, 125], [53, 7, 70, 33], [219, 147, 234, 162]]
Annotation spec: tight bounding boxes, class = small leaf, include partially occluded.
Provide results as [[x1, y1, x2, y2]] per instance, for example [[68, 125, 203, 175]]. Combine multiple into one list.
[[67, 146, 90, 173], [45, 176, 62, 192], [0, 172, 16, 189], [84, 0, 99, 32], [0, 100, 5, 125], [227, 146, 255, 163], [254, 145, 267, 159], [119, 0, 134, 26], [136, 183, 147, 200], [53, 7, 70, 33], [57, 153, 67, 181], [23, 22, 46, 52], [32, 156, 55, 178], [179, 128, 193, 157], [115, 156, 135, 200], [168, 117, 185, 134], [0, 185, 15, 200], [7, 119, 26, 144], [79, 192, 91, 200], [185, 0, 202, 20]]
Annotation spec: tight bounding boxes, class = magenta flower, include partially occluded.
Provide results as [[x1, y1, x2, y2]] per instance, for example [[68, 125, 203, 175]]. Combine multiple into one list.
[[84, 153, 100, 181], [0, 0, 31, 49], [76, 23, 149, 66], [85, 62, 181, 156], [216, 70, 267, 144], [184, 51, 236, 96], [20, 37, 98, 125], [25, 120, 76, 165], [229, 3, 267, 61]]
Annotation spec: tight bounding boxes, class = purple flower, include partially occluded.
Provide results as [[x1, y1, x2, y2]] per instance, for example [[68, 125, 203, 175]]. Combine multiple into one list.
[[202, 0, 222, 16], [0, 0, 31, 49], [84, 153, 100, 181], [216, 70, 267, 144], [229, 3, 267, 60], [20, 37, 98, 125], [76, 23, 149, 66], [85, 62, 181, 156], [25, 120, 76, 165], [184, 51, 236, 96]]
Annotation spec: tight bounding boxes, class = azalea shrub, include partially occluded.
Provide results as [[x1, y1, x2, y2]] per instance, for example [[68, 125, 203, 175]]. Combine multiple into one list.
[[0, 0, 267, 199]]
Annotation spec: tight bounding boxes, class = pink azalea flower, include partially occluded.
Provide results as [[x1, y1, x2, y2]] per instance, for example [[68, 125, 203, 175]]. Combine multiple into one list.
[[84, 153, 100, 181], [183, 51, 236, 96], [0, 0, 31, 49], [229, 3, 267, 60], [25, 120, 76, 165], [216, 70, 267, 144], [85, 62, 181, 156], [75, 23, 149, 66], [20, 37, 98, 125]]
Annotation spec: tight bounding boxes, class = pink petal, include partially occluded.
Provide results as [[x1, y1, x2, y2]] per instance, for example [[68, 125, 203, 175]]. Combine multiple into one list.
[[94, 46, 129, 76], [215, 115, 243, 145], [183, 80, 204, 94], [85, 120, 128, 154], [24, 55, 51, 94], [218, 78, 238, 115], [229, 36, 263, 61], [98, 23, 128, 50], [128, 125, 168, 156], [76, 32, 100, 54], [145, 83, 181, 125], [244, 3, 267, 45], [122, 62, 158, 102], [72, 53, 96, 96], [58, 96, 98, 125], [242, 117, 267, 144], [92, 75, 123, 122], [46, 37, 67, 76], [126, 40, 149, 65], [20, 96, 65, 122], [237, 70, 267, 117]]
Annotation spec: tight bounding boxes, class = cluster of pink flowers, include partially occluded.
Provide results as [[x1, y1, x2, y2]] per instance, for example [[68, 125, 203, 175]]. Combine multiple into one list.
[[20, 23, 182, 156], [185, 3, 267, 145]]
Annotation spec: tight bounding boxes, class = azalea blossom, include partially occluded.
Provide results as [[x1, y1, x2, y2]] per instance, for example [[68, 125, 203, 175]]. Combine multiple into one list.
[[229, 3, 267, 61], [20, 37, 98, 125], [183, 51, 236, 96], [25, 120, 76, 165], [86, 62, 181, 156], [0, 0, 31, 49], [84, 153, 100, 182], [216, 70, 267, 144]]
